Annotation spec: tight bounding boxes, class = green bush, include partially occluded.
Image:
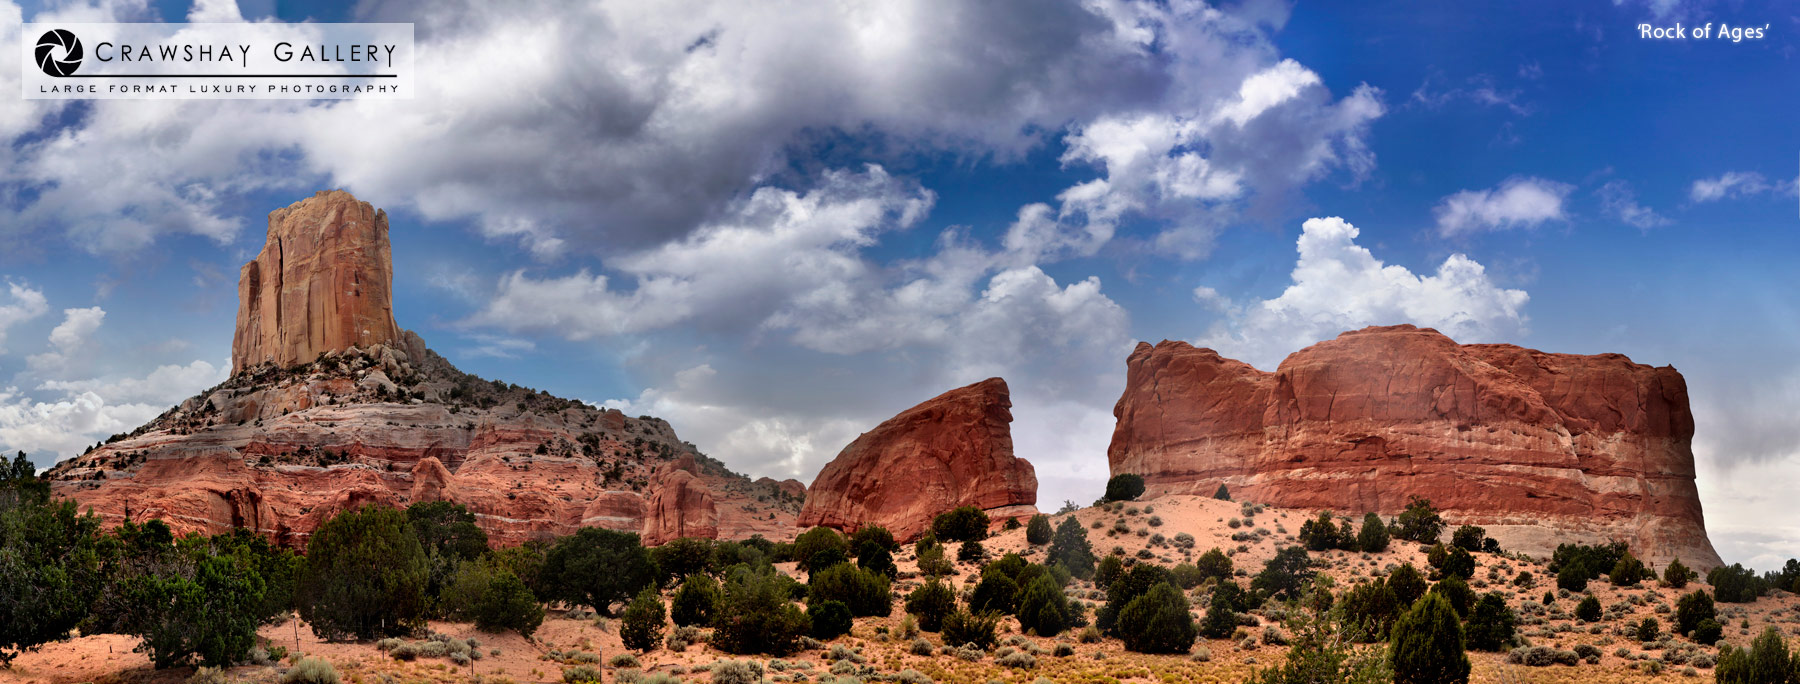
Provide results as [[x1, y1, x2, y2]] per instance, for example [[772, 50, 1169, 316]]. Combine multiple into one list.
[[1016, 574, 1073, 637], [1170, 563, 1204, 590], [1336, 578, 1400, 642], [1608, 551, 1650, 587], [1046, 516, 1097, 580], [1439, 547, 1476, 581], [1116, 582, 1195, 653], [469, 562, 545, 637], [969, 569, 1019, 615], [856, 540, 897, 579], [281, 656, 339, 684], [1389, 593, 1469, 684], [1693, 618, 1723, 646], [1549, 541, 1628, 589], [808, 600, 853, 640], [1213, 483, 1231, 501], [97, 527, 272, 668], [1663, 557, 1696, 589], [1464, 592, 1515, 652], [849, 525, 895, 552], [1450, 525, 1485, 552], [1427, 576, 1474, 618], [906, 577, 957, 631], [957, 540, 987, 563], [1026, 515, 1053, 545], [1714, 626, 1790, 683], [1195, 547, 1233, 582], [1358, 513, 1390, 553], [1555, 562, 1588, 593], [1388, 563, 1427, 607], [406, 500, 488, 605], [711, 566, 810, 655], [1199, 590, 1238, 639], [708, 660, 764, 684], [652, 537, 718, 584], [1094, 555, 1124, 587], [1098, 564, 1173, 635], [1103, 474, 1146, 502], [297, 504, 428, 640], [792, 527, 850, 574], [621, 587, 665, 652], [213, 526, 301, 624], [1574, 595, 1601, 622], [541, 527, 656, 616], [941, 609, 998, 649], [1392, 497, 1444, 544], [1675, 590, 1715, 636], [563, 665, 604, 684], [1251, 546, 1314, 600], [671, 573, 722, 626], [1633, 616, 1660, 642], [931, 507, 991, 542], [1708, 563, 1766, 603], [808, 563, 891, 617]]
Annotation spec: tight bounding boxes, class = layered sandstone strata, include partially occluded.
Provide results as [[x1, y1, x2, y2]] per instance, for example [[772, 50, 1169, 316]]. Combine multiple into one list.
[[799, 378, 1039, 541], [1107, 325, 1722, 569]]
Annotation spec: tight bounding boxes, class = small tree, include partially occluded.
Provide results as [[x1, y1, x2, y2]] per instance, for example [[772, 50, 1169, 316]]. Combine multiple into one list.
[[931, 506, 990, 542], [1094, 555, 1125, 587], [1450, 525, 1484, 552], [1707, 563, 1765, 603], [1663, 557, 1696, 589], [1388, 563, 1427, 607], [1016, 574, 1072, 637], [1252, 546, 1314, 600], [808, 600, 852, 640], [957, 540, 987, 563], [406, 500, 489, 604], [671, 573, 722, 626], [848, 525, 896, 552], [904, 577, 956, 631], [650, 537, 717, 584], [1393, 497, 1444, 544], [855, 540, 897, 579], [1439, 547, 1476, 581], [439, 558, 544, 638], [1555, 562, 1588, 593], [1358, 513, 1390, 553], [1117, 582, 1196, 653], [968, 569, 1020, 615], [1104, 474, 1146, 502], [808, 563, 892, 617], [792, 527, 850, 574], [1213, 483, 1231, 501], [1693, 618, 1723, 646], [1389, 593, 1469, 684], [1674, 590, 1716, 636], [1046, 515, 1097, 579], [1199, 590, 1238, 639], [941, 609, 998, 649], [1025, 514, 1053, 545], [621, 587, 665, 652], [1336, 578, 1400, 642], [1098, 564, 1174, 635], [1464, 592, 1515, 652], [1428, 576, 1474, 618], [1, 493, 109, 667], [1575, 595, 1602, 622], [711, 566, 811, 655], [297, 505, 429, 640], [540, 527, 656, 616], [1715, 626, 1790, 683], [1633, 616, 1660, 642], [1609, 552, 1649, 587]]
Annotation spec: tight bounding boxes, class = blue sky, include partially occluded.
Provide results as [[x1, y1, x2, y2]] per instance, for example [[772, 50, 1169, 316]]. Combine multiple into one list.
[[1, 0, 1797, 568]]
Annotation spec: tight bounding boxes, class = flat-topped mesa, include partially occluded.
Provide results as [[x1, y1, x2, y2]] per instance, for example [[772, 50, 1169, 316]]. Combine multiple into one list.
[[1107, 324, 1723, 570], [799, 377, 1039, 542], [232, 190, 407, 375]]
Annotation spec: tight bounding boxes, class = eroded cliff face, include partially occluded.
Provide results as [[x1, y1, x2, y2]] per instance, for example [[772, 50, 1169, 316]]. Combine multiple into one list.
[[798, 378, 1038, 541], [48, 191, 802, 548], [1107, 325, 1721, 569]]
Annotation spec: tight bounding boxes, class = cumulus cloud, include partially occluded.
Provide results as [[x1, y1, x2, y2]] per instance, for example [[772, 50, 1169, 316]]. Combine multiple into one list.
[[0, 282, 49, 354], [1197, 216, 1530, 369], [25, 307, 106, 376], [0, 358, 228, 466], [1434, 176, 1572, 237], [1596, 180, 1670, 230], [1689, 171, 1796, 203]]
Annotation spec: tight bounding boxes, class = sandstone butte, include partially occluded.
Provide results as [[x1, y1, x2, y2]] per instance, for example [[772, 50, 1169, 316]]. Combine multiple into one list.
[[46, 191, 805, 548], [799, 377, 1039, 542], [1107, 324, 1723, 570]]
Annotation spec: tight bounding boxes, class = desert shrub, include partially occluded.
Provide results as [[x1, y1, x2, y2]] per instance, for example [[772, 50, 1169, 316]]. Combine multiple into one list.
[[969, 569, 1019, 615], [610, 652, 642, 668], [1464, 592, 1516, 652], [895, 669, 933, 684], [541, 527, 656, 616], [1609, 551, 1650, 587], [1098, 563, 1173, 634], [621, 587, 665, 652], [1194, 547, 1233, 582], [1439, 547, 1476, 581], [84, 523, 277, 668], [1103, 474, 1145, 502], [1117, 582, 1196, 653], [1663, 557, 1697, 588], [809, 600, 853, 640], [1337, 578, 1400, 642], [1392, 497, 1444, 544], [1199, 590, 1239, 639], [1016, 575, 1074, 637], [1428, 575, 1474, 617], [905, 577, 956, 631], [942, 609, 999, 649], [1714, 626, 1790, 683], [709, 660, 764, 684], [1708, 563, 1766, 603], [652, 537, 717, 584], [297, 504, 428, 640], [562, 665, 604, 684], [1357, 513, 1390, 553], [406, 500, 489, 605], [1674, 590, 1715, 636], [958, 540, 987, 563], [1633, 616, 1661, 642], [999, 649, 1037, 669], [1251, 546, 1314, 600], [439, 558, 544, 637], [848, 525, 895, 553], [916, 544, 953, 577], [1450, 525, 1485, 552], [856, 540, 896, 579], [1693, 618, 1723, 646], [809, 563, 891, 617], [1574, 594, 1602, 622], [1169, 562, 1204, 590], [1550, 541, 1628, 590], [712, 566, 811, 655], [910, 637, 935, 655], [1046, 516, 1097, 580], [282, 657, 339, 684], [931, 507, 991, 542], [793, 527, 851, 574], [1299, 512, 1353, 551], [1094, 555, 1124, 588], [1556, 562, 1589, 593], [1389, 593, 1469, 684], [1025, 515, 1053, 545], [672, 573, 723, 626]]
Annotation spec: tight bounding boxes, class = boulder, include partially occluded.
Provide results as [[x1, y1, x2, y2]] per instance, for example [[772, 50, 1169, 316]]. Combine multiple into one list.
[[798, 377, 1038, 541], [1107, 324, 1722, 569]]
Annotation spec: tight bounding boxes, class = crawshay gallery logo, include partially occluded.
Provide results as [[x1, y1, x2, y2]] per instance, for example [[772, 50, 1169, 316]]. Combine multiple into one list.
[[35, 29, 83, 77]]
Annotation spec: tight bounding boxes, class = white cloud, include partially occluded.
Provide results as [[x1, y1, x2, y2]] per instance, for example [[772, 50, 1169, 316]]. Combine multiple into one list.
[[1596, 179, 1670, 230], [26, 307, 106, 376], [0, 282, 50, 354], [38, 359, 227, 406], [0, 357, 228, 466], [1433, 176, 1572, 237], [1613, 0, 1684, 20], [1198, 216, 1530, 370], [1688, 171, 1795, 203]]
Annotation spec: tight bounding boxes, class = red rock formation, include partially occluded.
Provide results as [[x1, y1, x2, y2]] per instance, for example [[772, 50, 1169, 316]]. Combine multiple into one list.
[[232, 190, 406, 375], [1107, 325, 1722, 569], [798, 378, 1038, 541], [48, 191, 802, 548]]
